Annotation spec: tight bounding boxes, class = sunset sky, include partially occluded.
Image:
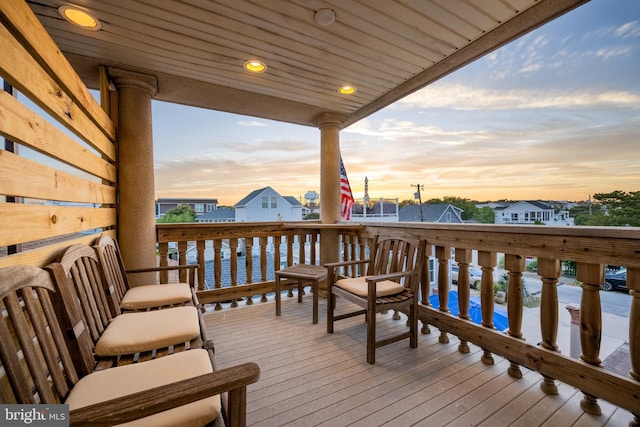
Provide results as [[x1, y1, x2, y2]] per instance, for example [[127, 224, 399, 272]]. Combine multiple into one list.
[[151, 0, 640, 206]]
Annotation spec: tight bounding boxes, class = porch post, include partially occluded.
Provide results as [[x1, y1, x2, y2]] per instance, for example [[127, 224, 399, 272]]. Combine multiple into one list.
[[314, 113, 344, 292], [109, 68, 158, 286]]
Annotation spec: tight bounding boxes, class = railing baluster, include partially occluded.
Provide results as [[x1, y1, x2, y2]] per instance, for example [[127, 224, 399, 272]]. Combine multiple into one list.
[[260, 236, 268, 282], [420, 244, 432, 335], [286, 233, 294, 267], [479, 251, 497, 365], [158, 242, 169, 284], [245, 238, 253, 285], [455, 248, 472, 353], [269, 236, 281, 302], [538, 257, 561, 393], [436, 246, 450, 343], [299, 233, 306, 264], [213, 239, 222, 310], [577, 262, 604, 415], [230, 238, 239, 286], [628, 267, 640, 425], [178, 241, 188, 283], [197, 240, 205, 291], [505, 254, 525, 378], [310, 233, 318, 264]]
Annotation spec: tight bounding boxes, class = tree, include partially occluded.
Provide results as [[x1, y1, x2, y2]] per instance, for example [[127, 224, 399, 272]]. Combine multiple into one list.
[[157, 205, 197, 223], [593, 190, 640, 226], [573, 191, 640, 226], [474, 206, 495, 224]]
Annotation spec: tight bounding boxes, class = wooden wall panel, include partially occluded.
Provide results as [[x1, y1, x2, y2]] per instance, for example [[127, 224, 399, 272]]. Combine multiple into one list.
[[0, 91, 116, 183], [0, 22, 115, 161], [0, 230, 116, 269], [0, 1, 115, 142], [0, 150, 116, 205], [0, 203, 116, 247]]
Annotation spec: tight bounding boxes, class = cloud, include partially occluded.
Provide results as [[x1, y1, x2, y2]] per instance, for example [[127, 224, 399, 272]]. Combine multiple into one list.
[[237, 120, 268, 127], [393, 84, 640, 111], [615, 20, 640, 38]]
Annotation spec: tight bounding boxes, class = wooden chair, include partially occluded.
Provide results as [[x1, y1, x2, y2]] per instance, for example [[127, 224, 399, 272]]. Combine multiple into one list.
[[325, 235, 426, 364], [0, 265, 259, 427], [95, 235, 199, 312], [53, 243, 212, 370]]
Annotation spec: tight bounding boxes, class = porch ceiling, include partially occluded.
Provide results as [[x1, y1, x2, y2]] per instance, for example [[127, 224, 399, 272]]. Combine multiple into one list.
[[27, 0, 588, 129]]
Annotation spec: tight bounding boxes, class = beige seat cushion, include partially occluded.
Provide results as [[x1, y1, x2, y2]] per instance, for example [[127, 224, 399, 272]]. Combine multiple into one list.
[[66, 349, 221, 427], [96, 306, 200, 356], [121, 283, 192, 310], [336, 276, 405, 297]]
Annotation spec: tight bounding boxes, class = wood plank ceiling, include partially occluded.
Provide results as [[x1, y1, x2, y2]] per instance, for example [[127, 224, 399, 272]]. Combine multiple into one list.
[[26, 0, 589, 128]]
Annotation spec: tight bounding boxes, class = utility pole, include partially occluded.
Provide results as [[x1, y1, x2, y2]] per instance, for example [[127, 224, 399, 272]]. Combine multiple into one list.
[[411, 184, 424, 222]]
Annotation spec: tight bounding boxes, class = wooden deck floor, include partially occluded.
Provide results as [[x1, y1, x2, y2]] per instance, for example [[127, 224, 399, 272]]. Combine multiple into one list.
[[202, 293, 631, 427]]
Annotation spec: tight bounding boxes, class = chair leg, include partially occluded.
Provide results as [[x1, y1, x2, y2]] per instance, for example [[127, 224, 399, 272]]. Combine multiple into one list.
[[327, 287, 334, 334], [367, 309, 376, 364], [410, 301, 418, 348]]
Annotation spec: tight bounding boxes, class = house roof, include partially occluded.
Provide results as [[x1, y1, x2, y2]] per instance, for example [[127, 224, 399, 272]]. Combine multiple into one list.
[[234, 187, 301, 207], [283, 196, 303, 207], [234, 187, 272, 208], [196, 207, 235, 220], [26, 0, 588, 128], [156, 198, 218, 204], [399, 204, 463, 223]]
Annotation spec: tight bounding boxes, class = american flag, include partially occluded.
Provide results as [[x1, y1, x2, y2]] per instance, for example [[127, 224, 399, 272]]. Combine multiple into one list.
[[340, 155, 354, 220]]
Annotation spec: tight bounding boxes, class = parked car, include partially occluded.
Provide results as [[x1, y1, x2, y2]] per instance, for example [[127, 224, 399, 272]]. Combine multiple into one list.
[[601, 269, 627, 291], [451, 264, 483, 289]]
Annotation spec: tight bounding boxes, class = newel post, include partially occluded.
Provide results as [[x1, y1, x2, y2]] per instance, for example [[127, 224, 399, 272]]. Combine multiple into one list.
[[577, 262, 604, 416]]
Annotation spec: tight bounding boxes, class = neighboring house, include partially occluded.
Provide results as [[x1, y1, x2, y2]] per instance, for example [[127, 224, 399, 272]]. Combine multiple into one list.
[[234, 187, 303, 222], [494, 200, 573, 225], [156, 198, 218, 217], [351, 198, 400, 222], [399, 204, 464, 223], [196, 207, 235, 223]]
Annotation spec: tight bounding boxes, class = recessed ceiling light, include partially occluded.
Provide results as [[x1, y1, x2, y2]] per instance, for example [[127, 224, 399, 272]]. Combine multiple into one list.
[[339, 85, 356, 95], [244, 60, 267, 73], [58, 5, 102, 31], [314, 9, 336, 26]]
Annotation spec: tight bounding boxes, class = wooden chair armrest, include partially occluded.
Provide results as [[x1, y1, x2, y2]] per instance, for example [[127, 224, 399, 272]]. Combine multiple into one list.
[[323, 259, 370, 269], [365, 270, 414, 283], [127, 264, 199, 286], [70, 362, 260, 427], [126, 264, 199, 274]]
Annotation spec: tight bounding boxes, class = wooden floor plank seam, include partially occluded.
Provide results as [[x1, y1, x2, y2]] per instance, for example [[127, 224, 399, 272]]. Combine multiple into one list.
[[202, 294, 627, 426]]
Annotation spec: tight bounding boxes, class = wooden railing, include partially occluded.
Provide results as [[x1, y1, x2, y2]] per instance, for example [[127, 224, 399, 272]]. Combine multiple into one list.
[[156, 221, 640, 423]]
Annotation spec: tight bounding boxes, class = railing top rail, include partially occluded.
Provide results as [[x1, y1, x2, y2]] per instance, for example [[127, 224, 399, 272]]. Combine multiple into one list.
[[156, 221, 640, 267]]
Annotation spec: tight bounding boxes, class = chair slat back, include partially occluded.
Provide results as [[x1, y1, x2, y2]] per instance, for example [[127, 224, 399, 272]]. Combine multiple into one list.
[[95, 235, 129, 309], [56, 244, 113, 347], [370, 236, 424, 291], [0, 265, 80, 404]]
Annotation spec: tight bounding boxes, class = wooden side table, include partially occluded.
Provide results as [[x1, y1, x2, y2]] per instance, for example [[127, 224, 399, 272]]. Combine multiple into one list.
[[275, 264, 327, 324]]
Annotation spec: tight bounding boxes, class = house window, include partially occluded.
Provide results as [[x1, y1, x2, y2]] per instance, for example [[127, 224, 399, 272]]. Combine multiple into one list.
[[446, 212, 452, 222], [262, 196, 269, 208], [271, 197, 277, 208], [206, 204, 214, 212], [194, 203, 204, 213]]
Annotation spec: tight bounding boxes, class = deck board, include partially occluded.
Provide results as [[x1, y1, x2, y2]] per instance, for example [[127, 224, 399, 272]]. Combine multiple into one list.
[[202, 293, 631, 426]]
